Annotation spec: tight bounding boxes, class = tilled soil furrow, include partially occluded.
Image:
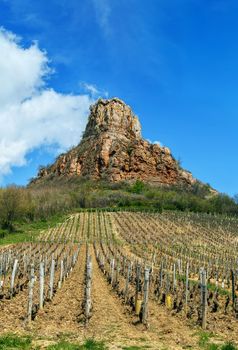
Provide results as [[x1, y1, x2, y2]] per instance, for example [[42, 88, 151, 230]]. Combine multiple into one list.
[[0, 243, 201, 349], [87, 245, 200, 350], [85, 246, 155, 348], [0, 285, 29, 332], [32, 245, 86, 336]]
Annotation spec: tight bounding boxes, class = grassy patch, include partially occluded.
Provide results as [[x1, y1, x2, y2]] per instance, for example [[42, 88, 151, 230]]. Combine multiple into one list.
[[122, 347, 151, 350], [221, 343, 237, 350], [206, 344, 219, 350], [0, 214, 67, 246], [178, 276, 229, 296], [196, 331, 237, 350], [198, 331, 214, 348], [121, 341, 152, 350], [46, 341, 79, 350], [46, 339, 107, 350], [207, 282, 229, 296], [0, 335, 236, 350], [0, 334, 32, 349], [0, 336, 108, 350]]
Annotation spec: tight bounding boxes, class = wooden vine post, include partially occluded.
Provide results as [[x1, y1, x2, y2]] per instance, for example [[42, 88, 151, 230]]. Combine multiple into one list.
[[27, 264, 35, 322], [85, 255, 92, 324], [39, 261, 44, 309], [115, 257, 120, 287], [159, 261, 164, 296], [231, 270, 235, 310], [123, 257, 126, 276], [58, 260, 64, 289], [110, 258, 115, 286], [10, 259, 18, 298], [151, 252, 156, 274], [125, 262, 131, 302], [49, 257, 55, 300], [199, 268, 203, 300], [185, 262, 189, 315], [173, 263, 176, 292], [135, 264, 141, 307], [201, 269, 207, 329], [142, 267, 150, 325]]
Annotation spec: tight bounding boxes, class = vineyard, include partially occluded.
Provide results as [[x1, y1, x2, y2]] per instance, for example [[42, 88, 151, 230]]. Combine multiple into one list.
[[0, 211, 238, 349]]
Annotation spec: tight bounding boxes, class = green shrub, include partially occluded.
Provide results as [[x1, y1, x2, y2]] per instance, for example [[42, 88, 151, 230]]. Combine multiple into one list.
[[129, 180, 146, 194], [221, 343, 237, 350], [0, 179, 238, 233]]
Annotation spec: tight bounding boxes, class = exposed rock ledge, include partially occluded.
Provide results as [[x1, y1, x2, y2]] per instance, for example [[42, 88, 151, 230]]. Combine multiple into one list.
[[31, 98, 196, 186]]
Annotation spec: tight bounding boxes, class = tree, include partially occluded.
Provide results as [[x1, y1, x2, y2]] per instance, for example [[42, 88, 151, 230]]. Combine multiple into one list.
[[234, 194, 238, 204], [0, 186, 24, 231]]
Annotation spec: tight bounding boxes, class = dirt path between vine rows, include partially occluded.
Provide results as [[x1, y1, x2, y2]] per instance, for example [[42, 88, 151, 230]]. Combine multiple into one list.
[[32, 245, 86, 336], [0, 281, 29, 332], [78, 245, 201, 349], [0, 244, 203, 349]]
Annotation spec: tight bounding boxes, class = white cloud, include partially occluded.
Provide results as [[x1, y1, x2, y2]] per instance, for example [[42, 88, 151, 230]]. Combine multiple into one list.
[[153, 140, 163, 147], [0, 28, 98, 178], [146, 139, 163, 147], [0, 28, 50, 106], [91, 0, 111, 36], [80, 82, 109, 98]]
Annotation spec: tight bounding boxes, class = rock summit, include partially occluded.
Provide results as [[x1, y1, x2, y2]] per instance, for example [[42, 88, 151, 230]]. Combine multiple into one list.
[[32, 98, 196, 186]]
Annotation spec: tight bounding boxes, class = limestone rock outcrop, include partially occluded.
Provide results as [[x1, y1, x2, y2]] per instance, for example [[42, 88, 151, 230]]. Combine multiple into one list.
[[32, 98, 196, 186]]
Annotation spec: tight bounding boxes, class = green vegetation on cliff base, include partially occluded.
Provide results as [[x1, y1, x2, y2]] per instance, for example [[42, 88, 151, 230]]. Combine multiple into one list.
[[0, 178, 237, 234]]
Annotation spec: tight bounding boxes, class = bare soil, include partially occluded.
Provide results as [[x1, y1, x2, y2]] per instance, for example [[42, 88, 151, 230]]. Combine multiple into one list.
[[0, 244, 206, 350]]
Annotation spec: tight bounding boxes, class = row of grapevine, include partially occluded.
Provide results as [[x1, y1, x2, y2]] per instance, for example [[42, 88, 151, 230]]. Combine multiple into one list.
[[1, 210, 237, 332]]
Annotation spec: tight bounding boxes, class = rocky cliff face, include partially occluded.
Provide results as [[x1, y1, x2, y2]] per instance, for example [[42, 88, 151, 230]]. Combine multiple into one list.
[[31, 98, 196, 186]]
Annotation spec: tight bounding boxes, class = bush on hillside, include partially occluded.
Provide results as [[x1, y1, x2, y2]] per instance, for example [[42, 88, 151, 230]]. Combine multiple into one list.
[[0, 180, 238, 232]]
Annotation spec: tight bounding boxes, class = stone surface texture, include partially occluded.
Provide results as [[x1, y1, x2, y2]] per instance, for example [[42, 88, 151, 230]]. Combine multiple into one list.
[[32, 98, 196, 185]]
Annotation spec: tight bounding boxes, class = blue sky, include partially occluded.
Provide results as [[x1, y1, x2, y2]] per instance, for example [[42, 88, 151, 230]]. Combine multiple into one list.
[[0, 0, 237, 196]]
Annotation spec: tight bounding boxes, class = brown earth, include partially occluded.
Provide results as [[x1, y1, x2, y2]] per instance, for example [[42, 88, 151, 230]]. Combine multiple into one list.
[[0, 242, 235, 349], [0, 244, 204, 349]]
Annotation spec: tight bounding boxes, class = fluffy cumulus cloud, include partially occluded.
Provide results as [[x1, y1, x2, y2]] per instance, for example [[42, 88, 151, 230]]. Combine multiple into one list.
[[0, 28, 97, 177]]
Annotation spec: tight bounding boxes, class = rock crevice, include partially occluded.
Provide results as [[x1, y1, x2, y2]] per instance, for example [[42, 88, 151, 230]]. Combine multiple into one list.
[[32, 98, 196, 186]]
